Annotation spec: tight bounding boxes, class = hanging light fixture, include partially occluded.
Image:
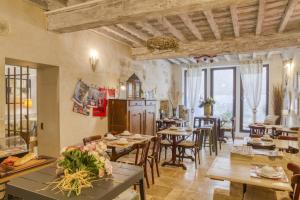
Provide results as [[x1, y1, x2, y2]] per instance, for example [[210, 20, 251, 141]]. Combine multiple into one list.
[[146, 17, 179, 52]]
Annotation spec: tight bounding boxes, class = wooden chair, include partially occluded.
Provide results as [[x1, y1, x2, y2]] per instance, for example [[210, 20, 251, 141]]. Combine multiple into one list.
[[147, 136, 161, 184], [287, 163, 300, 200], [82, 135, 102, 145], [178, 130, 201, 168], [194, 117, 215, 155], [249, 125, 266, 137], [220, 117, 236, 145], [134, 141, 151, 188]]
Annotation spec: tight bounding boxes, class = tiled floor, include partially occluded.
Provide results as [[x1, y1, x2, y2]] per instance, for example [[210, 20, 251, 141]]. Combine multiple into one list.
[[145, 139, 238, 200]]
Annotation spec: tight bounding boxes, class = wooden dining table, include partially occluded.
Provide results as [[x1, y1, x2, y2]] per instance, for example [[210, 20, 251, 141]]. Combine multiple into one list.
[[103, 134, 153, 161], [6, 162, 145, 200], [250, 124, 299, 135], [157, 128, 193, 170], [244, 137, 299, 150], [207, 156, 293, 200]]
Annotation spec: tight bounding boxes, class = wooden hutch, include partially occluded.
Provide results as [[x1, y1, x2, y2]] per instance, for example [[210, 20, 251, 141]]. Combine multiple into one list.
[[108, 73, 156, 135], [108, 99, 156, 135]]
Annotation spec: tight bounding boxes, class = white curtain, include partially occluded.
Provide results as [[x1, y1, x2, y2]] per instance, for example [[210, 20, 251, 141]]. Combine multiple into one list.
[[240, 60, 263, 123], [187, 64, 202, 126]]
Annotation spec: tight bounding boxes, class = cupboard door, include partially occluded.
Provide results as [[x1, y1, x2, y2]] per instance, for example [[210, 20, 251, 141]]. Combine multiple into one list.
[[129, 110, 143, 134], [108, 100, 127, 133], [145, 110, 156, 135]]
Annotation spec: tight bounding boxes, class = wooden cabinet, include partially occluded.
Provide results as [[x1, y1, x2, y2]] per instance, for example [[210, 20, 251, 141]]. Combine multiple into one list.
[[108, 99, 157, 135]]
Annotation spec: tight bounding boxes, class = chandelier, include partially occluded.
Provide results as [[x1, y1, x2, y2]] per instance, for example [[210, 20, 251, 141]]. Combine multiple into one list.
[[146, 36, 179, 51]]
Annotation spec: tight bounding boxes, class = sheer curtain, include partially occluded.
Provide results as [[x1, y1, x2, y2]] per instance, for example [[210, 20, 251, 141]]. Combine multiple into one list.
[[240, 60, 263, 123], [187, 64, 202, 126]]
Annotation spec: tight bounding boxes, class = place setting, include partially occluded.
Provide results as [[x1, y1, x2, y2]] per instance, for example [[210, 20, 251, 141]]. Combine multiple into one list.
[[250, 165, 289, 183]]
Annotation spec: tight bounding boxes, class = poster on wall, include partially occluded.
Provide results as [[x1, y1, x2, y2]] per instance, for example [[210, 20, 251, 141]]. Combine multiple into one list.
[[87, 87, 100, 108], [93, 88, 107, 117], [72, 80, 89, 105], [73, 102, 90, 116], [107, 88, 116, 98]]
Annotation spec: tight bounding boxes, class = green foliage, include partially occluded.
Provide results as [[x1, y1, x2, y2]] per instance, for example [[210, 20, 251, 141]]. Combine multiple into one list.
[[199, 97, 215, 108], [58, 149, 103, 176]]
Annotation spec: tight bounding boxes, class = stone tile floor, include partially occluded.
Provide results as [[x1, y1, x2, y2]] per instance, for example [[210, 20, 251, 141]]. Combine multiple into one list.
[[145, 139, 241, 200]]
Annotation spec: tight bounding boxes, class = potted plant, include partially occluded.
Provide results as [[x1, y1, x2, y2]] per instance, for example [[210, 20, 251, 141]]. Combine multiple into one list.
[[199, 97, 215, 116]]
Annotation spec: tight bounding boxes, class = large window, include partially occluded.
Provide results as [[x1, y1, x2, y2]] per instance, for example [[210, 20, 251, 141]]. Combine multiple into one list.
[[184, 69, 207, 117], [211, 68, 236, 119], [240, 65, 269, 131]]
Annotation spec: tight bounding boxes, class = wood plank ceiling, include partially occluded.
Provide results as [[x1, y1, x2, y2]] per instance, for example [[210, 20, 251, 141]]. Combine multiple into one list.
[[29, 0, 300, 65]]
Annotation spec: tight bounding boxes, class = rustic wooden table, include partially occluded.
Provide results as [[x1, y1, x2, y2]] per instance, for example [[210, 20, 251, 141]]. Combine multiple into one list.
[[157, 128, 193, 170], [6, 162, 145, 200]]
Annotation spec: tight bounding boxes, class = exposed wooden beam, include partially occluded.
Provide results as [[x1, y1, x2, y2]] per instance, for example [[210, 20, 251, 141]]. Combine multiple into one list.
[[278, 0, 298, 33], [132, 32, 300, 60], [163, 18, 187, 42], [99, 26, 144, 47], [179, 14, 203, 40], [256, 0, 265, 35], [203, 10, 221, 40], [46, 0, 256, 32], [187, 58, 197, 64], [135, 22, 162, 37], [116, 24, 150, 41], [230, 5, 240, 37], [90, 29, 132, 47]]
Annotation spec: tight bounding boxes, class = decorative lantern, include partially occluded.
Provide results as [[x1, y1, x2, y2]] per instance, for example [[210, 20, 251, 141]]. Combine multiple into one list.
[[126, 73, 142, 99]]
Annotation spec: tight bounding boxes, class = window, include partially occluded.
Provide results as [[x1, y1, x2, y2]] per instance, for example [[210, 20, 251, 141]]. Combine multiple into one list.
[[184, 69, 207, 117], [211, 68, 236, 119], [240, 65, 269, 131]]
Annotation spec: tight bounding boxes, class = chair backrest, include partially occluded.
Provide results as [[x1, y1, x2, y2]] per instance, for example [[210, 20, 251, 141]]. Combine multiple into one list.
[[134, 140, 150, 166], [83, 135, 102, 145], [193, 130, 203, 147], [249, 125, 265, 136], [194, 117, 215, 128], [288, 163, 300, 200], [278, 136, 298, 141], [149, 135, 161, 158]]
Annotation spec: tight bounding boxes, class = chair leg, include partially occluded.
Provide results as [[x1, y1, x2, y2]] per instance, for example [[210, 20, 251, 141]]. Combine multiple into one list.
[[150, 160, 155, 184], [155, 158, 160, 177], [164, 146, 167, 160], [144, 165, 150, 188], [159, 146, 162, 162], [209, 133, 212, 156], [194, 148, 197, 169], [232, 131, 235, 143], [198, 148, 200, 164]]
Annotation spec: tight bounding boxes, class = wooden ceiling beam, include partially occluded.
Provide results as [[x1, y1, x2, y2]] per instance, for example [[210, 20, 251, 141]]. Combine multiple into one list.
[[163, 18, 188, 42], [179, 14, 203, 40], [203, 10, 221, 40], [278, 0, 298, 33], [135, 22, 162, 37], [230, 5, 240, 37], [256, 0, 265, 35], [46, 0, 256, 32], [168, 59, 181, 65], [116, 24, 150, 41], [99, 26, 144, 47], [90, 29, 132, 47], [132, 32, 300, 60]]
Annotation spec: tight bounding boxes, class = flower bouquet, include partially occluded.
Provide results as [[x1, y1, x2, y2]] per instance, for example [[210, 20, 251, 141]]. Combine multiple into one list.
[[48, 142, 112, 197], [199, 97, 215, 116]]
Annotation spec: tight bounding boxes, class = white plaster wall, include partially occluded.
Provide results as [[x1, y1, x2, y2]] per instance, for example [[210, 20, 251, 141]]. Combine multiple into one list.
[[0, 0, 173, 150]]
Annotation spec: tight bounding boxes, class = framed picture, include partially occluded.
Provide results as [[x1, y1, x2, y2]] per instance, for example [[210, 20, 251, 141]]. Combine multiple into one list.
[[5, 78, 31, 104]]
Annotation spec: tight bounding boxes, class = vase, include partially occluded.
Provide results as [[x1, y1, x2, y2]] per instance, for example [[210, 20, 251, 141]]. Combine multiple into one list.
[[204, 104, 212, 116]]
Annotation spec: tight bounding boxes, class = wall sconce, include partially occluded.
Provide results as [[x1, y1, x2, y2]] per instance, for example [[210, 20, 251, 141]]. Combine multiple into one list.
[[89, 49, 99, 72], [119, 82, 126, 91]]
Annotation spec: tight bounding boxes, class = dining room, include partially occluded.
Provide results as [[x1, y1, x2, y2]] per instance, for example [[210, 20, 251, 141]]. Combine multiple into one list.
[[0, 0, 300, 200]]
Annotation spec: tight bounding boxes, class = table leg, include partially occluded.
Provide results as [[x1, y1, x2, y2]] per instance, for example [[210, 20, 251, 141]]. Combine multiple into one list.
[[139, 178, 146, 200], [161, 135, 187, 170]]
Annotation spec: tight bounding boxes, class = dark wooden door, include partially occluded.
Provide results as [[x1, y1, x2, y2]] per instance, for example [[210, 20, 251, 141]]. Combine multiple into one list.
[[108, 100, 127, 133], [129, 109, 143, 134]]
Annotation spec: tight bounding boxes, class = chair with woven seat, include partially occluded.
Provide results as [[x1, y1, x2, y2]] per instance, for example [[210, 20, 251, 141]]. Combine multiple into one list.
[[147, 135, 161, 184], [159, 136, 172, 161], [83, 135, 102, 145], [220, 117, 236, 144], [178, 130, 201, 168]]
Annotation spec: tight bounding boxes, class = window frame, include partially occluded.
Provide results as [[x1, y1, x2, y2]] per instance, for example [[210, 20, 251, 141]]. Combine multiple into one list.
[[184, 69, 207, 107], [239, 64, 269, 132], [210, 67, 237, 118]]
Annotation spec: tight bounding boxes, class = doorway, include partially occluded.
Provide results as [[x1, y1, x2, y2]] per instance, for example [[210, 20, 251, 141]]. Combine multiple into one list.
[[4, 58, 60, 157]]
